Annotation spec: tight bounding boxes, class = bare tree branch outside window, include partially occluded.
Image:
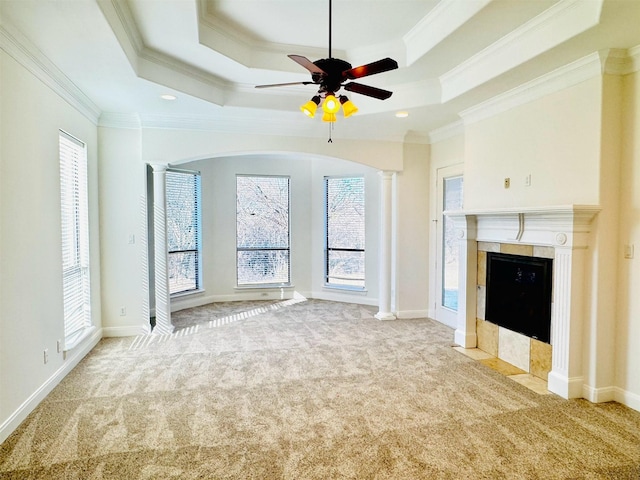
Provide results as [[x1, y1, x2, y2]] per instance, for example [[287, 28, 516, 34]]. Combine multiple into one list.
[[325, 176, 365, 288], [236, 176, 290, 285]]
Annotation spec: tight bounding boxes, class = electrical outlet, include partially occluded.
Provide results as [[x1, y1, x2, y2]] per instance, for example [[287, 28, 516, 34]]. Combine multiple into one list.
[[43, 348, 49, 364], [525, 174, 531, 186], [119, 306, 127, 316], [57, 339, 62, 353], [624, 244, 634, 259], [504, 177, 510, 189]]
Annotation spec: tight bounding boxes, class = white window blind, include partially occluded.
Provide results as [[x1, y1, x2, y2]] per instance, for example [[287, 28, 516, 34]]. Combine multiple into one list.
[[325, 176, 365, 288], [59, 131, 91, 346], [236, 175, 290, 286], [166, 170, 201, 295]]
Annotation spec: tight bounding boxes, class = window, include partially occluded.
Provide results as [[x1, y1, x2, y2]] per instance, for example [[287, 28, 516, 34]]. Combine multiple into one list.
[[325, 176, 365, 288], [442, 175, 463, 310], [166, 170, 202, 295], [236, 175, 290, 286], [59, 131, 91, 347]]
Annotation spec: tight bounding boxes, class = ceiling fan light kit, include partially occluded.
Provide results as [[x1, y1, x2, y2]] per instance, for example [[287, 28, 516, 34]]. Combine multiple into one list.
[[300, 95, 321, 118], [255, 0, 398, 126], [339, 95, 358, 118]]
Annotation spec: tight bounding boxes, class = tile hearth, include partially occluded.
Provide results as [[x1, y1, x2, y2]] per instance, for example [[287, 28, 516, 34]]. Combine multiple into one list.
[[453, 347, 551, 396]]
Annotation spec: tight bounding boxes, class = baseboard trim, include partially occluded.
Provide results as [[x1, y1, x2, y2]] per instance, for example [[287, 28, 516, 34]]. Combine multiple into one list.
[[614, 386, 640, 413], [309, 290, 378, 307], [396, 310, 429, 319], [102, 325, 150, 337], [454, 329, 477, 348], [582, 384, 617, 403], [548, 372, 584, 399], [0, 327, 102, 444], [170, 291, 300, 312]]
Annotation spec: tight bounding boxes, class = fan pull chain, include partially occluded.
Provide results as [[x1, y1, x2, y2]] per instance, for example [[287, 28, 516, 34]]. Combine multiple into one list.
[[328, 122, 333, 143]]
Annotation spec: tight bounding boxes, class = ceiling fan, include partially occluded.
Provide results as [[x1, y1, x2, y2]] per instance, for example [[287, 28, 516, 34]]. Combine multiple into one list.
[[255, 0, 398, 122]]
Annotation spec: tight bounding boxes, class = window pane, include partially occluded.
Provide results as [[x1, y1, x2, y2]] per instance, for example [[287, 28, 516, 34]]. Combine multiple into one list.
[[237, 250, 290, 285], [442, 176, 463, 310], [166, 171, 201, 295], [325, 177, 365, 288], [59, 131, 91, 344], [327, 250, 365, 287], [236, 176, 290, 285], [168, 251, 198, 294]]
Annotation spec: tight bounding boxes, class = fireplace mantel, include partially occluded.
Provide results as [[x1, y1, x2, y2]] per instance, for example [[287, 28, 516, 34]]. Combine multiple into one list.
[[445, 205, 601, 399], [445, 204, 601, 248]]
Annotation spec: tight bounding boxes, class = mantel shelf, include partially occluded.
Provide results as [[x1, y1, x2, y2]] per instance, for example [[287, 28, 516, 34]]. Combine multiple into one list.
[[444, 204, 601, 219]]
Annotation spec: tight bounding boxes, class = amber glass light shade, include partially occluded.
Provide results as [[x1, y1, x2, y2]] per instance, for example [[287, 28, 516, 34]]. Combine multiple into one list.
[[322, 94, 340, 114], [339, 96, 358, 118], [322, 112, 337, 123], [300, 95, 321, 118]]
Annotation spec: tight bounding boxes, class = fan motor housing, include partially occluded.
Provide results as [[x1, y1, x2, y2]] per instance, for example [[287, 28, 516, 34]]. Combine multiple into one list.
[[313, 58, 352, 92]]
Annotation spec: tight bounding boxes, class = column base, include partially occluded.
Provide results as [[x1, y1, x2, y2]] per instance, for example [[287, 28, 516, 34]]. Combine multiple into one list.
[[548, 371, 583, 399], [375, 311, 397, 321]]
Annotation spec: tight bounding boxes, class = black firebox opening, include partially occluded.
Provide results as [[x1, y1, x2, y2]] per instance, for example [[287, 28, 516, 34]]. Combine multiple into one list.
[[485, 252, 553, 344]]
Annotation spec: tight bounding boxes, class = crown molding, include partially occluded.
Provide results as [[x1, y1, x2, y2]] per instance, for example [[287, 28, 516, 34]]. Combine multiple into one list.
[[459, 51, 604, 126], [98, 112, 142, 129], [100, 0, 230, 102], [403, 0, 491, 67], [428, 120, 465, 144], [603, 46, 640, 75], [0, 23, 101, 124], [440, 0, 603, 102], [401, 130, 431, 145]]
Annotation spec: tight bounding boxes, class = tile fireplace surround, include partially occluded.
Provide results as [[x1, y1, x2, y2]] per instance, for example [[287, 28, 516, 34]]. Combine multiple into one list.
[[446, 205, 600, 400]]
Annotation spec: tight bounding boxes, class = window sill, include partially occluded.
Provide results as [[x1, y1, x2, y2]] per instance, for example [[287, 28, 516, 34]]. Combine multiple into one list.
[[235, 284, 294, 290], [64, 325, 97, 353], [171, 288, 205, 300], [323, 284, 368, 294]]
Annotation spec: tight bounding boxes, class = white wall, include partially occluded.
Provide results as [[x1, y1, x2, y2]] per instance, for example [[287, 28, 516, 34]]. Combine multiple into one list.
[[0, 52, 101, 442], [464, 77, 602, 209], [98, 126, 149, 336], [395, 142, 430, 317], [617, 69, 640, 410], [141, 129, 405, 172]]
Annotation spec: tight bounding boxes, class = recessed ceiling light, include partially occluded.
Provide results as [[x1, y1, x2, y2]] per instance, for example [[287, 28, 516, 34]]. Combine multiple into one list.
[[395, 111, 409, 118], [161, 94, 177, 100]]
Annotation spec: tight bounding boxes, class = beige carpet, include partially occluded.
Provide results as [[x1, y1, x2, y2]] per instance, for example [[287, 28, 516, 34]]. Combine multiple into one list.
[[1, 298, 640, 479]]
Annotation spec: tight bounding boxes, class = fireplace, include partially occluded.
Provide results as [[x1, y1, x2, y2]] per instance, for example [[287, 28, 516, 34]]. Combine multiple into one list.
[[446, 205, 600, 399], [486, 252, 553, 343]]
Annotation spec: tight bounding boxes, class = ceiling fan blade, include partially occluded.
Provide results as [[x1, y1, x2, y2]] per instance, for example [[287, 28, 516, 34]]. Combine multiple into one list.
[[344, 82, 393, 100], [255, 81, 314, 89], [288, 55, 327, 76], [343, 58, 398, 80]]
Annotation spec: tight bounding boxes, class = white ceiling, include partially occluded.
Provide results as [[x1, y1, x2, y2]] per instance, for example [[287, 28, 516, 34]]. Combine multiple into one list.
[[2, 0, 640, 142]]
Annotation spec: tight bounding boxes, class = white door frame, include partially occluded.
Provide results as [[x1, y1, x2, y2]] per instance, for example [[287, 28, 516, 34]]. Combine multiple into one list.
[[434, 164, 463, 328]]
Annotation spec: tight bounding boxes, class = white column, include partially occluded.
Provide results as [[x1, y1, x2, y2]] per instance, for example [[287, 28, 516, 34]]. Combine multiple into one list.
[[450, 214, 478, 348], [375, 171, 396, 321], [151, 164, 174, 334]]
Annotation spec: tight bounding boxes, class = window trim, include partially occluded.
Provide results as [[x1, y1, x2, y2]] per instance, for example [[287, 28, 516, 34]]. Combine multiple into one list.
[[59, 130, 92, 351], [324, 175, 366, 291], [236, 174, 291, 287], [166, 168, 202, 297]]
